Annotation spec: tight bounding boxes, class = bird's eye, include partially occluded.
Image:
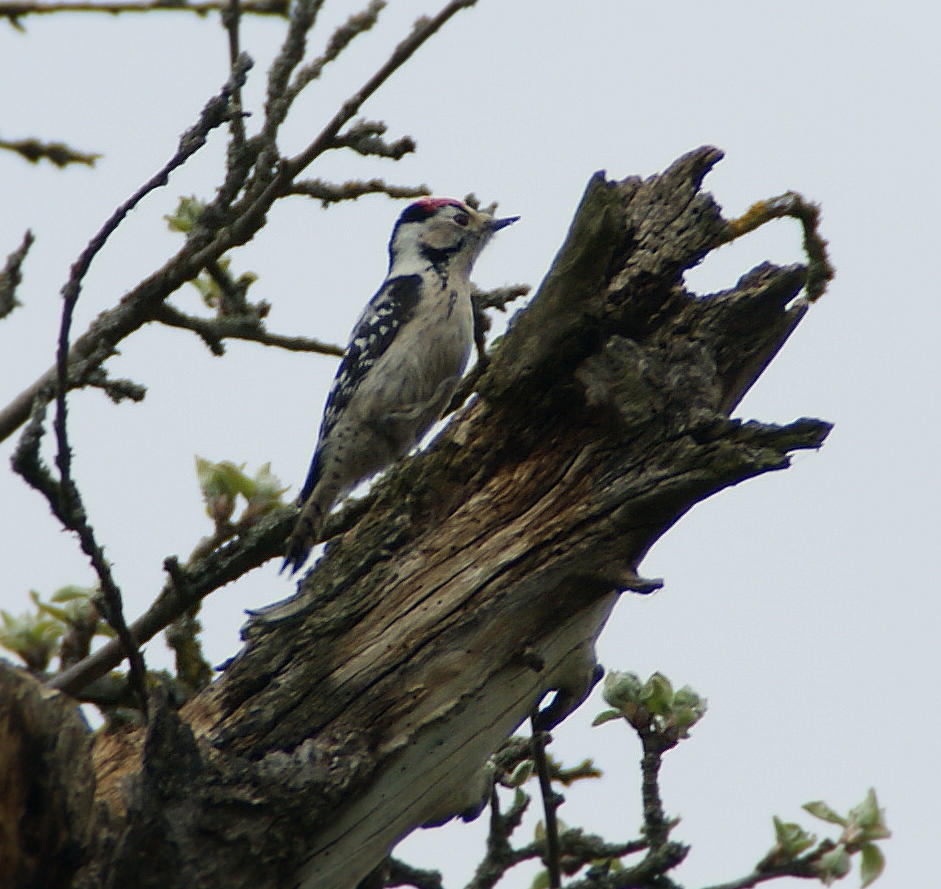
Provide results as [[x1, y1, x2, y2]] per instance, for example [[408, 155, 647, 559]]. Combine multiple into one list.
[[453, 212, 470, 227]]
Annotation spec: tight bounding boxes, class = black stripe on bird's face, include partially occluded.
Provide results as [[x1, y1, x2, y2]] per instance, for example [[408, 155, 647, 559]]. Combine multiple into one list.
[[419, 240, 464, 269]]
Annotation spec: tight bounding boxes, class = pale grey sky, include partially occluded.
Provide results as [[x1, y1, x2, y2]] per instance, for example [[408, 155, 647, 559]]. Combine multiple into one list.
[[1, 2, 937, 887]]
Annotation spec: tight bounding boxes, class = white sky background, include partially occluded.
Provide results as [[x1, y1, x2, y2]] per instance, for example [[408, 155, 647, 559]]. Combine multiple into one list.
[[1, 1, 938, 887]]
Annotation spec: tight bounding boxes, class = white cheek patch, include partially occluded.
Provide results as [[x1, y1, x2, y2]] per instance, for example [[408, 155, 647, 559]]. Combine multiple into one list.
[[421, 224, 463, 251]]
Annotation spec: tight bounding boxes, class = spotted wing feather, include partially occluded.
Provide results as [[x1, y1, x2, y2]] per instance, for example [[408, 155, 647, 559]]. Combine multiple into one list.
[[297, 274, 421, 503]]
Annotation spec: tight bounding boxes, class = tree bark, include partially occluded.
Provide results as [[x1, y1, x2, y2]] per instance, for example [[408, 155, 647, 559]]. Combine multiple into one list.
[[0, 147, 831, 889]]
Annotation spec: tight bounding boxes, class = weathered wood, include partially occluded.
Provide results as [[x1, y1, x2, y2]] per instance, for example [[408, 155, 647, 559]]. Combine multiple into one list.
[[5, 148, 832, 889], [0, 666, 94, 889]]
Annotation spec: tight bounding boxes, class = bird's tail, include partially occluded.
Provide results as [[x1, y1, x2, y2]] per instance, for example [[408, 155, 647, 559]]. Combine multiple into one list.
[[298, 451, 322, 505]]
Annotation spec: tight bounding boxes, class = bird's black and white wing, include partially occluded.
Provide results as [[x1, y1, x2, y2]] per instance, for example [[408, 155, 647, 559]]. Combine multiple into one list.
[[297, 274, 422, 503]]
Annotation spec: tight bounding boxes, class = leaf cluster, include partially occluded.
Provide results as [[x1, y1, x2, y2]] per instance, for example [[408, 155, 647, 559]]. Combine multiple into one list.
[[593, 670, 707, 745], [437, 673, 890, 889], [0, 585, 110, 672], [195, 456, 288, 531]]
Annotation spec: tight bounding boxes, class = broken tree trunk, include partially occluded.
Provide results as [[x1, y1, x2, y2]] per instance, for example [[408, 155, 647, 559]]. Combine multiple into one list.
[[1, 147, 831, 889]]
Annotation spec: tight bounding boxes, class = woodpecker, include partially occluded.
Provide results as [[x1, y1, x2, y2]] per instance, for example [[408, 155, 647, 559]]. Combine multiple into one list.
[[281, 198, 519, 575]]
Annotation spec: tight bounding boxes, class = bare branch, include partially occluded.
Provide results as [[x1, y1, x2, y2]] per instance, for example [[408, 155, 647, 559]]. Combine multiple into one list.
[[164, 607, 213, 693], [531, 720, 563, 889], [638, 732, 673, 852], [10, 393, 63, 517], [466, 775, 648, 889], [153, 302, 344, 356], [513, 835, 649, 887], [47, 506, 293, 696], [287, 177, 429, 206], [285, 0, 386, 101], [466, 786, 531, 889], [700, 867, 813, 889], [721, 191, 833, 302], [699, 843, 837, 889], [260, 0, 327, 150], [332, 119, 417, 159], [387, 859, 444, 889], [221, 0, 247, 152], [207, 258, 257, 316], [48, 384, 150, 715], [281, 0, 479, 178], [249, 1, 390, 197], [580, 843, 687, 889], [0, 229, 33, 318], [47, 472, 388, 696], [84, 369, 147, 403], [0, 0, 287, 24], [7, 394, 141, 716], [0, 136, 100, 166], [473, 283, 530, 313]]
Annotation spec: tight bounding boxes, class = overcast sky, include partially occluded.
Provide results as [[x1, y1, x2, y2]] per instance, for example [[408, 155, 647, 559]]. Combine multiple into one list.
[[1, 2, 937, 887]]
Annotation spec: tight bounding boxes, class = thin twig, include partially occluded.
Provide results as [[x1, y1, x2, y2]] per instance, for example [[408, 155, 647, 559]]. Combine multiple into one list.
[[554, 724, 686, 889], [569, 841, 687, 889], [163, 589, 213, 693], [83, 369, 147, 403], [285, 0, 385, 102], [0, 137, 100, 167], [9, 396, 151, 713], [699, 849, 830, 889], [473, 283, 530, 313], [700, 869, 803, 889], [0, 229, 34, 318], [461, 282, 530, 389], [282, 0, 479, 180], [206, 259, 254, 316], [720, 191, 833, 302], [330, 120, 416, 159], [221, 0, 247, 152], [216, 0, 260, 209], [0, 0, 287, 23], [11, 394, 64, 513], [531, 717, 562, 889], [639, 732, 670, 851], [152, 302, 343, 356], [386, 858, 444, 889], [260, 0, 326, 151], [518, 835, 649, 883], [287, 177, 429, 206], [464, 785, 530, 889], [20, 362, 152, 716], [48, 506, 294, 695]]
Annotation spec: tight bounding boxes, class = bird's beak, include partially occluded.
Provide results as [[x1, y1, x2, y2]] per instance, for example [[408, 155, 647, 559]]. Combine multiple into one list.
[[487, 214, 520, 232]]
